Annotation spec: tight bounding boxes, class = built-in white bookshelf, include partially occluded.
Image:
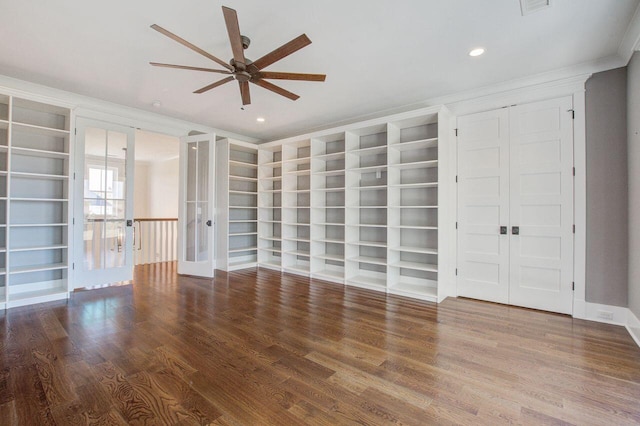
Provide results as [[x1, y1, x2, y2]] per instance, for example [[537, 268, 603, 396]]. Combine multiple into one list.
[[256, 106, 453, 303], [216, 139, 259, 271], [282, 140, 312, 275], [257, 145, 282, 270], [387, 115, 440, 301], [0, 95, 72, 309], [311, 133, 346, 282], [345, 124, 389, 292]]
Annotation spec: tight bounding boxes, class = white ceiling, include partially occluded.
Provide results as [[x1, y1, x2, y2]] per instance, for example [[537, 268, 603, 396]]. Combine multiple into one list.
[[0, 0, 638, 141], [134, 130, 179, 163]]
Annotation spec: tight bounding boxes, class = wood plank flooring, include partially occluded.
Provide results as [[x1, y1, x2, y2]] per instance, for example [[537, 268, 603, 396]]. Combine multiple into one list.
[[1, 262, 639, 425]]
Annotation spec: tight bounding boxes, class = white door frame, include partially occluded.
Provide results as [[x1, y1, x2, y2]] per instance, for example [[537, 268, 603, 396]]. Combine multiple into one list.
[[449, 75, 589, 316]]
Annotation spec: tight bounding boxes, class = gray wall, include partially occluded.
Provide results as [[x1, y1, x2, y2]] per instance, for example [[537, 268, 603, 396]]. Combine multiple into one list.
[[629, 52, 640, 318], [585, 67, 628, 306]]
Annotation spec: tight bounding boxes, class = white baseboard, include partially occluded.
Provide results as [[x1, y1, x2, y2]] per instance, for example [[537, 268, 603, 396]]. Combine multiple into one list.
[[577, 301, 629, 325], [574, 301, 640, 348], [627, 309, 640, 348]]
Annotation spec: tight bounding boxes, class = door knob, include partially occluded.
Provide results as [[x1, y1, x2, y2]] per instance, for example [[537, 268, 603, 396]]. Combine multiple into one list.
[[512, 226, 519, 235], [206, 220, 212, 227], [500, 226, 507, 235]]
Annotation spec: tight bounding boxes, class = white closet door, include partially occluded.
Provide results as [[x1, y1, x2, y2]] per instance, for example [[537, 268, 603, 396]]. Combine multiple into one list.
[[508, 97, 574, 314], [457, 109, 510, 303]]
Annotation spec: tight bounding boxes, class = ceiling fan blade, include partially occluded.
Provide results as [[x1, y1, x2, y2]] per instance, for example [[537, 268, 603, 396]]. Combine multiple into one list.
[[151, 24, 233, 71], [251, 79, 299, 101], [239, 81, 251, 105], [150, 62, 231, 74], [222, 6, 245, 65], [194, 76, 235, 94], [257, 71, 325, 82], [252, 34, 312, 70]]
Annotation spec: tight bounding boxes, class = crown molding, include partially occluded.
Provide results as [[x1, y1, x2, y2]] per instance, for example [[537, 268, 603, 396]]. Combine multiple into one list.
[[0, 74, 259, 142], [619, 2, 640, 61]]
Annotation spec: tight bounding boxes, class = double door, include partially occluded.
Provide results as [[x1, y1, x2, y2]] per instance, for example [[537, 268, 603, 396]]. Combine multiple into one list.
[[74, 122, 217, 288], [457, 97, 574, 314]]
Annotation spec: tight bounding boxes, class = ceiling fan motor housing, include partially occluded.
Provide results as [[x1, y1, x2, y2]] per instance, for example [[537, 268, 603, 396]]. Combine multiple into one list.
[[235, 71, 251, 82]]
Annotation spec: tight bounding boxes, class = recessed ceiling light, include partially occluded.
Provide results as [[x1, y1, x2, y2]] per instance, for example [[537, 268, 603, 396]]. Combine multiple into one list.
[[469, 48, 485, 57], [257, 117, 266, 123]]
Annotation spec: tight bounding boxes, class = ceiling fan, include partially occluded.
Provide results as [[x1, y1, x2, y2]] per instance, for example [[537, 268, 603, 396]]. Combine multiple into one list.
[[150, 6, 326, 106]]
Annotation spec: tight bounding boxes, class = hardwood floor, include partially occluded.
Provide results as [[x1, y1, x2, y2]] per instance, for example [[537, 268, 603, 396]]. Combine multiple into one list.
[[1, 262, 639, 425]]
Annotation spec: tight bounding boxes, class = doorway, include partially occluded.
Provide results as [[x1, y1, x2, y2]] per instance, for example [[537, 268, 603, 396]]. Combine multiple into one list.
[[133, 130, 180, 266]]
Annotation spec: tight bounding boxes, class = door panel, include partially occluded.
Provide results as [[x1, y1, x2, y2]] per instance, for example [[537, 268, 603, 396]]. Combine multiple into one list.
[[74, 119, 135, 288], [178, 134, 216, 277], [457, 109, 510, 303], [509, 97, 574, 314]]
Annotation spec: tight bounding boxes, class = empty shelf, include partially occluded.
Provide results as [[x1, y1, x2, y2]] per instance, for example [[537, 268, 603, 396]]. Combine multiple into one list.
[[317, 238, 344, 244], [11, 122, 70, 137], [228, 246, 258, 254], [350, 164, 387, 173], [286, 250, 310, 257], [391, 182, 438, 188], [316, 253, 344, 262], [11, 171, 68, 180], [392, 246, 438, 255], [315, 151, 345, 161], [229, 175, 258, 182], [391, 225, 437, 230], [314, 187, 345, 192], [314, 169, 345, 176], [229, 160, 258, 168], [392, 160, 438, 170], [348, 274, 386, 290], [390, 137, 438, 151], [11, 244, 67, 252], [350, 145, 387, 155], [314, 268, 344, 280], [10, 262, 67, 274], [349, 256, 387, 266], [8, 286, 68, 302], [11, 147, 69, 159], [392, 261, 438, 272], [388, 281, 437, 300]]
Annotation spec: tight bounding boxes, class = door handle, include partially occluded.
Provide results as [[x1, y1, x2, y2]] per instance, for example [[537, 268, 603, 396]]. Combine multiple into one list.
[[512, 226, 519, 235], [500, 226, 507, 235], [126, 219, 133, 227], [206, 220, 212, 227]]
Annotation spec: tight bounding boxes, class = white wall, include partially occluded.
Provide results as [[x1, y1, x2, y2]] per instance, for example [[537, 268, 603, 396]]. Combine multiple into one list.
[[134, 162, 150, 218], [148, 157, 179, 218], [628, 51, 640, 319]]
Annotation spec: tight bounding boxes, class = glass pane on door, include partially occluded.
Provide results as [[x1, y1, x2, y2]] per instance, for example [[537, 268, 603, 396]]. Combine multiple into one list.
[[184, 141, 210, 263], [83, 127, 129, 271]]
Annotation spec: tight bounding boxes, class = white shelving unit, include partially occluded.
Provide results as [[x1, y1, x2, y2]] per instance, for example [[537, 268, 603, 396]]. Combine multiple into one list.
[[0, 95, 72, 309], [311, 133, 346, 283], [216, 139, 259, 271], [256, 106, 453, 303], [257, 145, 282, 270], [387, 115, 441, 301], [282, 140, 312, 275], [345, 124, 389, 292]]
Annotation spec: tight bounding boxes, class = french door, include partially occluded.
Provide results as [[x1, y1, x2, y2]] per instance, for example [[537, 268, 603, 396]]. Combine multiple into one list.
[[177, 134, 216, 277], [74, 118, 135, 288], [457, 97, 574, 314]]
